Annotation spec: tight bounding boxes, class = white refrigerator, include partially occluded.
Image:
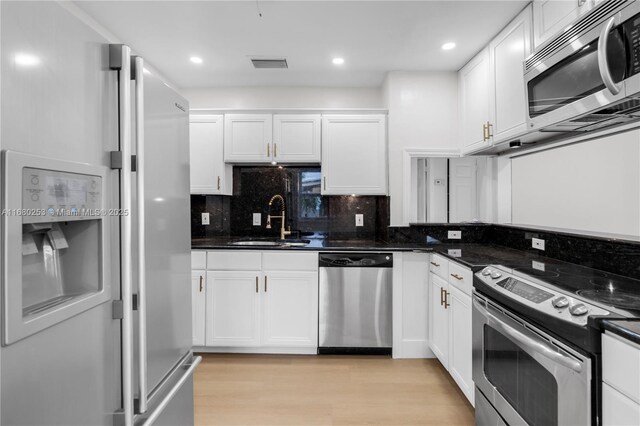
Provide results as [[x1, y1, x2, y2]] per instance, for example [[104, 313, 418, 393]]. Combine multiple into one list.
[[0, 1, 198, 425]]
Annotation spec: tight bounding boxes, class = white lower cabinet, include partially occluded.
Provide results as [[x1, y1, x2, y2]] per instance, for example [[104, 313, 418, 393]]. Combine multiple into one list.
[[206, 271, 262, 347], [602, 332, 640, 425], [429, 273, 449, 367], [447, 285, 473, 402], [199, 251, 319, 354], [428, 254, 474, 405], [262, 271, 318, 347], [191, 270, 206, 346]]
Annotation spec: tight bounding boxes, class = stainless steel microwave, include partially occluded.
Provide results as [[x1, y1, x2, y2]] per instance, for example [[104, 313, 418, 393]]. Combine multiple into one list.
[[525, 0, 640, 134]]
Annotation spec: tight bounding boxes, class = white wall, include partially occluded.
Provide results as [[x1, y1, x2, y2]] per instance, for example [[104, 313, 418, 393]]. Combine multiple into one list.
[[183, 86, 383, 109], [427, 158, 448, 223], [511, 129, 640, 237], [383, 71, 459, 226]]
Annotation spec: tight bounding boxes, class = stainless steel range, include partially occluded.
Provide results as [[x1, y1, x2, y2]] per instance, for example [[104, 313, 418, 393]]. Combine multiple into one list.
[[472, 263, 640, 426]]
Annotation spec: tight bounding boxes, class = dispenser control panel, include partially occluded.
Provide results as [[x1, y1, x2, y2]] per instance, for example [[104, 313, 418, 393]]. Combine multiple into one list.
[[22, 167, 102, 222]]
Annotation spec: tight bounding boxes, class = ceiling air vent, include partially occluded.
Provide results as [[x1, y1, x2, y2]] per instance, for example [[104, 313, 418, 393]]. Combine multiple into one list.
[[251, 58, 288, 69]]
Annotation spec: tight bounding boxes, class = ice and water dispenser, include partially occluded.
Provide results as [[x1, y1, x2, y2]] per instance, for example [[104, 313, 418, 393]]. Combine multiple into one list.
[[3, 151, 111, 345]]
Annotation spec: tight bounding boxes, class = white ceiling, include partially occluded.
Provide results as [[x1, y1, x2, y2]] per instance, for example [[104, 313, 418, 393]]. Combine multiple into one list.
[[75, 0, 529, 89]]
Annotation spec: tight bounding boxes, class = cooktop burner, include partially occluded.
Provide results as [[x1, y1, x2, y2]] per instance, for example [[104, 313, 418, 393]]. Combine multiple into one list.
[[576, 289, 640, 310]]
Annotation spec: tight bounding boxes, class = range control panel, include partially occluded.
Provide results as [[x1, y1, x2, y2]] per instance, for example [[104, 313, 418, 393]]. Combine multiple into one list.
[[475, 266, 610, 326], [22, 167, 102, 223]]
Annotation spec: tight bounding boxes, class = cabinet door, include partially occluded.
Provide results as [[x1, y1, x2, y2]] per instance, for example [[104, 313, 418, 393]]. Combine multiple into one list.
[[190, 115, 232, 194], [191, 270, 206, 346], [205, 271, 261, 347], [261, 271, 318, 347], [603, 383, 640, 426], [321, 114, 387, 195], [448, 285, 474, 405], [533, 0, 593, 49], [429, 273, 449, 368], [459, 48, 491, 155], [224, 114, 272, 163], [273, 114, 321, 163], [489, 5, 532, 144]]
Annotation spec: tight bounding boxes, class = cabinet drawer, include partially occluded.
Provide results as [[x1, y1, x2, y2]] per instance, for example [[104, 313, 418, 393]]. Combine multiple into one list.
[[191, 251, 207, 270], [448, 261, 472, 296], [429, 254, 449, 280], [263, 251, 318, 271], [603, 333, 640, 403], [603, 382, 640, 426], [207, 251, 262, 271]]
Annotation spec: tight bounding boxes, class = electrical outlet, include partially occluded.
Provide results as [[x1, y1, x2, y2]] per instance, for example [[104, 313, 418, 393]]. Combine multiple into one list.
[[448, 230, 461, 239], [447, 249, 461, 258], [355, 214, 364, 227], [532, 237, 545, 251], [252, 213, 261, 226], [201, 212, 210, 225]]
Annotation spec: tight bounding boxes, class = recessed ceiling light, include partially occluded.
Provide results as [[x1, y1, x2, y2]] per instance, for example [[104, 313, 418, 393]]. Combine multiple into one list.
[[190, 56, 203, 64], [332, 57, 345, 65], [441, 42, 456, 51], [15, 53, 40, 66]]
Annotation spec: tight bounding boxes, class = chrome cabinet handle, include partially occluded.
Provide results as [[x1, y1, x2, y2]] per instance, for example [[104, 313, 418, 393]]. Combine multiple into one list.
[[598, 17, 622, 95], [267, 144, 270, 157], [199, 276, 203, 292], [430, 261, 440, 267], [264, 276, 268, 292], [450, 273, 463, 280], [256, 277, 259, 293], [111, 43, 134, 426], [274, 143, 277, 157], [217, 176, 221, 190], [472, 298, 582, 373]]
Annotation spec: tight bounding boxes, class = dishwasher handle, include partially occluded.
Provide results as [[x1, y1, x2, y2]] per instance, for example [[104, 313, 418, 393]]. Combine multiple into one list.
[[319, 253, 393, 268]]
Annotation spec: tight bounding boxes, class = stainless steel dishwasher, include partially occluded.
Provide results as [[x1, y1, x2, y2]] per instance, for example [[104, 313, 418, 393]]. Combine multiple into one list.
[[318, 253, 393, 355]]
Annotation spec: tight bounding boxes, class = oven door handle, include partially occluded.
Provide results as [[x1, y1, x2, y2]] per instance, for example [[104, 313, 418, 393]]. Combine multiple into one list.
[[473, 298, 582, 373], [598, 16, 623, 96]]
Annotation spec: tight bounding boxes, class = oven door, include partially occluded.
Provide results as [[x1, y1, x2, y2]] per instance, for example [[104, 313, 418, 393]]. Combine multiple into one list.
[[472, 292, 591, 426], [525, 2, 640, 132]]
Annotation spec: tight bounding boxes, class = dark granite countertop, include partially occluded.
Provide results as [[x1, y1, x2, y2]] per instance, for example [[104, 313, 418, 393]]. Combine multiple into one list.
[[191, 236, 432, 252], [601, 319, 640, 346]]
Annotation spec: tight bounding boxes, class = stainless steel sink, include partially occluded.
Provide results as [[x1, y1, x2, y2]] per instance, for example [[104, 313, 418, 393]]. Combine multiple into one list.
[[228, 239, 310, 247], [229, 241, 282, 246]]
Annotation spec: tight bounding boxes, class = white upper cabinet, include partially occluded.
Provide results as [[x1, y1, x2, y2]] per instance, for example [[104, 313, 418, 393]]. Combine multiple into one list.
[[224, 114, 273, 163], [321, 114, 387, 195], [459, 48, 492, 155], [189, 115, 232, 195], [489, 5, 533, 144], [532, 0, 594, 49], [459, 5, 533, 154], [273, 114, 321, 163]]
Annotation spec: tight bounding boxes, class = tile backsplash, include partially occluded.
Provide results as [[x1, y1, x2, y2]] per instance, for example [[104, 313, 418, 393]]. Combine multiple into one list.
[[191, 166, 389, 240]]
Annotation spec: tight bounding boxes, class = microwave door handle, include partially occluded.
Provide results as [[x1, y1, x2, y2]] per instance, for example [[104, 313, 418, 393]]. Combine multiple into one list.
[[598, 16, 623, 96], [473, 298, 582, 373]]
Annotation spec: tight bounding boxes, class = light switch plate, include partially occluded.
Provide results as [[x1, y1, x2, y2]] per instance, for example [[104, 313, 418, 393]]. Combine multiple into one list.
[[355, 214, 364, 227], [201, 212, 210, 225], [532, 260, 545, 271], [253, 213, 261, 226], [532, 238, 545, 251], [448, 230, 461, 239]]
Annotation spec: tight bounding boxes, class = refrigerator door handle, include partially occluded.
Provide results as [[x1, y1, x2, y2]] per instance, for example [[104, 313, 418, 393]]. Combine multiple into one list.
[[139, 356, 202, 426], [111, 43, 135, 426], [133, 55, 149, 414]]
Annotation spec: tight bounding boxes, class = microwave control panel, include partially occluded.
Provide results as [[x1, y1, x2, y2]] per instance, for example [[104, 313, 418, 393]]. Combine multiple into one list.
[[623, 15, 640, 76], [22, 167, 102, 222]]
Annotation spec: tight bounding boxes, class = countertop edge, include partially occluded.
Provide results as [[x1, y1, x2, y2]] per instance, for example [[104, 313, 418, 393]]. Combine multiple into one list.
[[601, 319, 640, 346]]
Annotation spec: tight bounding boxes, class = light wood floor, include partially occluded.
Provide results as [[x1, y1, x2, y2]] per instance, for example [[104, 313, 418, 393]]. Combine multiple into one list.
[[194, 354, 474, 426]]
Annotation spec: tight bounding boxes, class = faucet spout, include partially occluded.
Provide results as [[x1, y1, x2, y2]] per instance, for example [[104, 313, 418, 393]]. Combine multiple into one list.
[[266, 194, 291, 240]]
